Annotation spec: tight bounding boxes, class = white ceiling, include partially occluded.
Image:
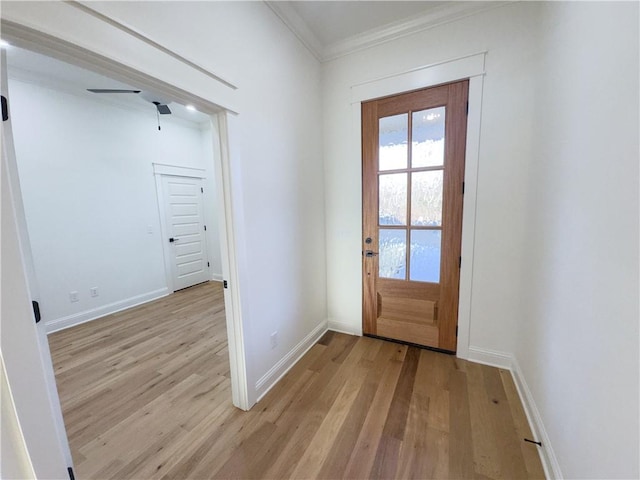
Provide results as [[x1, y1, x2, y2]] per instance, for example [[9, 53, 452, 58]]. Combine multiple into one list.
[[284, 1, 447, 46]]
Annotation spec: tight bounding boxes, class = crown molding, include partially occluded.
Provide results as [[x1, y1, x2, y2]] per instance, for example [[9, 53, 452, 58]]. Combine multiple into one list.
[[264, 1, 324, 61], [70, 0, 238, 90], [265, 1, 512, 63], [323, 2, 510, 61]]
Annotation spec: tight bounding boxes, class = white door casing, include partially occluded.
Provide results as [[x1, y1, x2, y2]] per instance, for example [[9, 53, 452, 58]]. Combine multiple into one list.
[[350, 52, 486, 360], [1, 49, 71, 478]]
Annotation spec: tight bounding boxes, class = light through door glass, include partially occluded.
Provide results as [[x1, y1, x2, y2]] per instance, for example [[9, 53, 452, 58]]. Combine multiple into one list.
[[377, 107, 446, 283], [410, 230, 441, 282], [379, 114, 408, 171], [379, 173, 407, 225], [411, 170, 443, 226], [412, 107, 445, 168], [379, 229, 406, 279]]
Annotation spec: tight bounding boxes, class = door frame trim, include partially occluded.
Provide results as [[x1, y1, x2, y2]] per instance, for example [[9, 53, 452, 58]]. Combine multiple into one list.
[[352, 52, 486, 360], [153, 165, 209, 293]]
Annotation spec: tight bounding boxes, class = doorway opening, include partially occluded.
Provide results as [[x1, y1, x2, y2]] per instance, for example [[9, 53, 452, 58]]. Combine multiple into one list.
[[2, 39, 247, 476]]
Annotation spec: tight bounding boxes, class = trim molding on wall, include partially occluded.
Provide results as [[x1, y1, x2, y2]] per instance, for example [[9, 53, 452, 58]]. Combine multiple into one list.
[[266, 1, 508, 62], [68, 1, 237, 90], [511, 356, 564, 480], [326, 4, 505, 62], [0, 20, 236, 115], [467, 346, 513, 370], [211, 273, 224, 282], [152, 163, 206, 178], [350, 52, 486, 104], [328, 319, 363, 336], [467, 347, 563, 480], [255, 320, 328, 401], [45, 287, 170, 334], [213, 112, 250, 410]]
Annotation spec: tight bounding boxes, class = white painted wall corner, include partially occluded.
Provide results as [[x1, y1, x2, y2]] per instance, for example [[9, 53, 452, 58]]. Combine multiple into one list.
[[328, 318, 363, 336], [467, 345, 513, 370], [255, 320, 328, 402], [467, 346, 562, 479]]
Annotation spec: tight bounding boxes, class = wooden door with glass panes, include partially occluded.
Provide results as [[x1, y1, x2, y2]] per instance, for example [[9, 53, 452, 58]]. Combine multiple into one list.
[[362, 80, 468, 352]]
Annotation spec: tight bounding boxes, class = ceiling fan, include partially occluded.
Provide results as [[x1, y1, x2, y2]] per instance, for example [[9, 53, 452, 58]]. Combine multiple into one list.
[[86, 89, 172, 115]]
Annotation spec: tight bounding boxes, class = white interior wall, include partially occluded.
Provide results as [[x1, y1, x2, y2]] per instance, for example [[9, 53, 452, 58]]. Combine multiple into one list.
[[323, 1, 639, 478], [8, 76, 222, 330], [515, 2, 639, 478], [2, 0, 327, 407], [322, 2, 541, 354]]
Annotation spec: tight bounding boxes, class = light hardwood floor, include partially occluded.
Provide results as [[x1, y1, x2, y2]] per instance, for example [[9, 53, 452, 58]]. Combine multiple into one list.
[[49, 281, 545, 479]]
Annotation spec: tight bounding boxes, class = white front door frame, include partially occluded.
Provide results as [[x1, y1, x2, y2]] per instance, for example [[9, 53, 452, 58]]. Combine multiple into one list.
[[350, 51, 487, 361]]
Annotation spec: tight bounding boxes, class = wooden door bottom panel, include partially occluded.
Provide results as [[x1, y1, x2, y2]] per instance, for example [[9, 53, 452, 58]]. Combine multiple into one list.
[[378, 294, 437, 324], [376, 317, 439, 348]]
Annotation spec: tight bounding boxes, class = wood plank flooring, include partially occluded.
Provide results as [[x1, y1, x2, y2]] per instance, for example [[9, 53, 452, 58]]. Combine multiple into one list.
[[49, 281, 545, 479]]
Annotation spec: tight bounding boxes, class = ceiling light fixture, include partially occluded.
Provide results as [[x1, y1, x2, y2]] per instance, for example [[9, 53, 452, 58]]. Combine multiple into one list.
[[186, 105, 197, 112], [0, 40, 10, 48]]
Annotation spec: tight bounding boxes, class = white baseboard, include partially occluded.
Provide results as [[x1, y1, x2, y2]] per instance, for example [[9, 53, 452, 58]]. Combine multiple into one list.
[[255, 320, 328, 402], [211, 273, 223, 282], [45, 287, 170, 334], [467, 345, 513, 369], [510, 356, 563, 480], [327, 318, 362, 336], [466, 345, 562, 479]]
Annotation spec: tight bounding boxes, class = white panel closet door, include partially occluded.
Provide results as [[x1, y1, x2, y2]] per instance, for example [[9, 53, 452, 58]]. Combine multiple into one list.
[[162, 175, 210, 291]]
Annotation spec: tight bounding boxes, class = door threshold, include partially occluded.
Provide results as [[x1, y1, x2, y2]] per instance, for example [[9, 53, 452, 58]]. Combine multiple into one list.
[[363, 333, 455, 355]]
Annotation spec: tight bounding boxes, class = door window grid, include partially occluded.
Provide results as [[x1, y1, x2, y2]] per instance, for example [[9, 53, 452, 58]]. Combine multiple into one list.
[[378, 106, 446, 282]]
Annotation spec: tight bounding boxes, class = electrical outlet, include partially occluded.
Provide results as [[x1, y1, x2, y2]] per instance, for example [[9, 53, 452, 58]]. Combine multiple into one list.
[[90, 287, 99, 298], [69, 291, 79, 303], [270, 331, 278, 349]]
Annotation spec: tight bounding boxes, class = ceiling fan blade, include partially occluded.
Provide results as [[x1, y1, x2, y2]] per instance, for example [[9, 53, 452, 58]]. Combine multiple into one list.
[[87, 89, 141, 94], [155, 104, 172, 115]]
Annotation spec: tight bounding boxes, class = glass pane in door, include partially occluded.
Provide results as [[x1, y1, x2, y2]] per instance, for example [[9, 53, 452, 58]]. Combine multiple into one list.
[[379, 113, 408, 171], [379, 173, 407, 225], [410, 230, 441, 282], [412, 107, 445, 168], [379, 229, 406, 279], [411, 170, 443, 226]]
